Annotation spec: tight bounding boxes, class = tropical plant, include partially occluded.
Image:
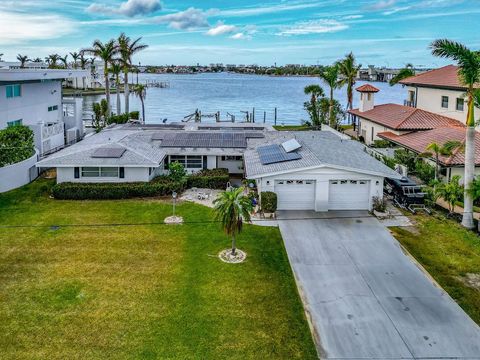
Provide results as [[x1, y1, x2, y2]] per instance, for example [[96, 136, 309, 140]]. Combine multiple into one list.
[[389, 63, 416, 86], [319, 64, 342, 127], [70, 52, 79, 69], [79, 51, 89, 89], [168, 161, 187, 182], [337, 52, 361, 122], [32, 57, 42, 63], [303, 84, 325, 126], [0, 125, 34, 167], [110, 61, 122, 115], [134, 84, 147, 124], [60, 54, 68, 68], [435, 175, 463, 214], [424, 141, 463, 180], [431, 39, 480, 229], [83, 39, 118, 117], [118, 33, 148, 114], [45, 54, 61, 68], [92, 102, 103, 133], [16, 54, 29, 68], [213, 187, 253, 256]]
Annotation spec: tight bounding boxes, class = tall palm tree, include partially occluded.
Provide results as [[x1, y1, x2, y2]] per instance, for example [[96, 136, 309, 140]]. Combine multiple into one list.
[[79, 51, 89, 90], [83, 39, 118, 117], [134, 84, 147, 123], [16, 54, 29, 68], [118, 33, 148, 114], [110, 61, 122, 115], [337, 52, 361, 122], [389, 63, 416, 86], [70, 52, 80, 88], [32, 57, 42, 63], [60, 54, 69, 68], [304, 84, 325, 126], [424, 141, 462, 180], [319, 64, 341, 127], [213, 187, 253, 256], [45, 54, 60, 69], [431, 39, 480, 229]]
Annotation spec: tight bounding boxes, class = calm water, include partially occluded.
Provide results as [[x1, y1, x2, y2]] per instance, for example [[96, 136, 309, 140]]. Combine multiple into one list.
[[82, 72, 405, 125]]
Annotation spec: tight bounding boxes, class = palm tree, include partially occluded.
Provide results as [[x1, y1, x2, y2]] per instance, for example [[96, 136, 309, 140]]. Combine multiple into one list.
[[337, 52, 361, 122], [83, 39, 118, 117], [16, 54, 29, 68], [118, 33, 148, 114], [45, 54, 60, 69], [213, 187, 253, 256], [70, 52, 80, 88], [424, 141, 462, 180], [110, 61, 122, 115], [134, 84, 147, 123], [319, 64, 341, 127], [304, 84, 325, 126], [79, 52, 89, 90], [431, 39, 480, 229], [436, 175, 464, 214], [32, 57, 42, 63], [389, 63, 416, 86], [60, 54, 68, 68]]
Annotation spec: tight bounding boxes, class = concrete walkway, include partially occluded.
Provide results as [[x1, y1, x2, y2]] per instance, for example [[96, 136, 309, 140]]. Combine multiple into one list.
[[278, 210, 480, 359]]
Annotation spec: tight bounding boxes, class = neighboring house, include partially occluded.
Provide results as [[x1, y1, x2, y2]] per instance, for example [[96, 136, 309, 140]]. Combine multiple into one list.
[[66, 61, 104, 90], [349, 84, 461, 146], [0, 68, 87, 156], [37, 122, 399, 211], [399, 65, 479, 123]]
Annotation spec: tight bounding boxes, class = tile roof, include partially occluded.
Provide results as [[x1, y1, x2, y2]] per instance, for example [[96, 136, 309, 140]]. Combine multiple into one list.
[[356, 84, 380, 93], [399, 65, 479, 90], [378, 127, 480, 166], [349, 103, 464, 130]]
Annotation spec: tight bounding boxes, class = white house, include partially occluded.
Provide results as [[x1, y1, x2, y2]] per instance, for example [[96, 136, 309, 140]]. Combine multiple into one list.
[[37, 122, 400, 212], [0, 68, 87, 155]]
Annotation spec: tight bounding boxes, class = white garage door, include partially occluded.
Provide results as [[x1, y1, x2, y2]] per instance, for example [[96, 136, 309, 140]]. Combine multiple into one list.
[[329, 180, 370, 210], [275, 180, 315, 210]]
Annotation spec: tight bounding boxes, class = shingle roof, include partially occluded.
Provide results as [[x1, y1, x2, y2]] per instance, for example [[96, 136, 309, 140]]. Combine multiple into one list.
[[244, 131, 401, 178], [399, 65, 479, 90], [378, 127, 480, 166], [349, 104, 464, 130], [356, 84, 380, 93]]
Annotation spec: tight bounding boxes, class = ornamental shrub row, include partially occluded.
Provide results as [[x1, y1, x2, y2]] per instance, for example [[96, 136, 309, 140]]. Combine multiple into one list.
[[52, 178, 186, 200], [107, 111, 141, 125], [187, 168, 229, 189]]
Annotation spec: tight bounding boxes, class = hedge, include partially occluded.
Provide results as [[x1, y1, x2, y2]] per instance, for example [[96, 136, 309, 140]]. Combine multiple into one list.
[[0, 125, 35, 167], [52, 178, 186, 200], [107, 111, 141, 125], [261, 191, 277, 213], [187, 168, 229, 189]]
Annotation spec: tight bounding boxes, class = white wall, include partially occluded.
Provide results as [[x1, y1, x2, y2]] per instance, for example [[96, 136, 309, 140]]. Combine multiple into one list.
[[217, 156, 243, 174], [256, 166, 384, 212], [56, 166, 150, 183], [359, 118, 406, 145], [0, 150, 38, 192], [0, 80, 62, 129]]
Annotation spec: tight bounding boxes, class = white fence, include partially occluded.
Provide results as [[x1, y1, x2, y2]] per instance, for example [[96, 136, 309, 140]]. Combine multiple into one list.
[[0, 150, 39, 193]]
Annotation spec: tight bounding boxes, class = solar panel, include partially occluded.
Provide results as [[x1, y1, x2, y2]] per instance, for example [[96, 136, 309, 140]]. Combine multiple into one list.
[[160, 132, 248, 148], [257, 144, 302, 165], [91, 147, 126, 158], [281, 139, 302, 153]]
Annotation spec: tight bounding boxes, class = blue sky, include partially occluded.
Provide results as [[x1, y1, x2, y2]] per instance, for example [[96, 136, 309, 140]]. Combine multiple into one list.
[[0, 0, 478, 66]]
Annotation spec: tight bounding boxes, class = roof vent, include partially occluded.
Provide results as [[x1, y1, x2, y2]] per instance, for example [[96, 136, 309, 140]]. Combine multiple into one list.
[[281, 139, 302, 153]]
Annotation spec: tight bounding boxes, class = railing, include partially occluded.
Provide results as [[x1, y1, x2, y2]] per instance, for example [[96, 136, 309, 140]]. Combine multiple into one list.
[[42, 122, 64, 138], [404, 100, 416, 107]]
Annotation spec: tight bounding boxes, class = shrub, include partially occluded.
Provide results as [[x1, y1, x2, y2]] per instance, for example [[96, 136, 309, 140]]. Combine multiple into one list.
[[52, 178, 186, 200], [107, 112, 142, 125], [168, 162, 187, 182], [372, 139, 390, 148], [415, 160, 435, 184], [187, 168, 229, 189], [394, 149, 417, 171], [0, 125, 35, 167], [130, 111, 140, 120], [261, 191, 277, 213], [372, 196, 387, 212]]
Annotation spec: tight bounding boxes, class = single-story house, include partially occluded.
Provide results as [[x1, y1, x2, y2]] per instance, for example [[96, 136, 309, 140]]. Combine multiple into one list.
[[37, 122, 401, 212], [378, 127, 480, 182]]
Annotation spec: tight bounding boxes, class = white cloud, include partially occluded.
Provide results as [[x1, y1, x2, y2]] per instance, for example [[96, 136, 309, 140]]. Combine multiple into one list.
[[207, 23, 237, 36], [342, 14, 363, 20], [87, 0, 161, 17], [230, 32, 249, 40], [150, 7, 209, 30], [277, 20, 348, 36], [216, 2, 323, 17], [0, 10, 76, 44], [368, 0, 396, 11]]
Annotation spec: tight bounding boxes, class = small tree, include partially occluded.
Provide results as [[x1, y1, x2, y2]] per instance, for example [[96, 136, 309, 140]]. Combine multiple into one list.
[[213, 187, 253, 256], [436, 175, 463, 214], [134, 84, 147, 124], [303, 84, 325, 126], [424, 141, 462, 180], [92, 103, 103, 133], [168, 161, 186, 182]]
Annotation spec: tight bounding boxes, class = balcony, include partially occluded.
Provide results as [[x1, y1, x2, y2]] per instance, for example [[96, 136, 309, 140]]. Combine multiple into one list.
[[42, 122, 64, 139], [404, 100, 416, 107]]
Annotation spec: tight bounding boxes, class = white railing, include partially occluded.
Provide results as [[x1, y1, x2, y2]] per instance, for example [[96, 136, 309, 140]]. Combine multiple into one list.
[[42, 122, 64, 138]]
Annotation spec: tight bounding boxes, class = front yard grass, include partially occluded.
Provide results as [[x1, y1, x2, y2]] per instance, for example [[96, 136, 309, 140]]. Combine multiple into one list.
[[0, 179, 317, 359], [390, 214, 480, 325]]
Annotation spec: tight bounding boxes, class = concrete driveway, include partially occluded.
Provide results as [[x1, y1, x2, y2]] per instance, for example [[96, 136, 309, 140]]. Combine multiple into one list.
[[278, 210, 480, 359]]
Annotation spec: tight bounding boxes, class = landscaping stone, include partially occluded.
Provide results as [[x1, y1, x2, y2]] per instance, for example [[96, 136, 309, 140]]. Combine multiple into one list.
[[218, 249, 246, 263]]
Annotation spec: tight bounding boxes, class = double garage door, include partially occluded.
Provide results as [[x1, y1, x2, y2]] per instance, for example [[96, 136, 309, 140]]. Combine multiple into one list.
[[274, 179, 371, 211]]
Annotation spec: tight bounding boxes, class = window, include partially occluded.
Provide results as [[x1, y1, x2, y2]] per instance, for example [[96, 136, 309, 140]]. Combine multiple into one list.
[[48, 105, 59, 112], [456, 98, 464, 111], [441, 96, 449, 108], [408, 90, 415, 102], [6, 84, 21, 98], [169, 155, 203, 169], [7, 119, 22, 127], [221, 156, 242, 161], [81, 167, 119, 177]]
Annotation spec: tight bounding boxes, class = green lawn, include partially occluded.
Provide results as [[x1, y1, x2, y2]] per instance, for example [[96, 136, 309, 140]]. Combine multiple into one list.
[[0, 179, 317, 360], [273, 125, 312, 131], [391, 215, 480, 324]]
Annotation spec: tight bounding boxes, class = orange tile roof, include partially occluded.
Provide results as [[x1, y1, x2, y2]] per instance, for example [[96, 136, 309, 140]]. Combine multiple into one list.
[[349, 103, 463, 130], [356, 84, 380, 93], [378, 127, 480, 166], [399, 65, 479, 90]]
